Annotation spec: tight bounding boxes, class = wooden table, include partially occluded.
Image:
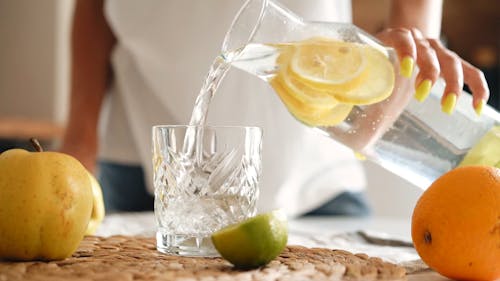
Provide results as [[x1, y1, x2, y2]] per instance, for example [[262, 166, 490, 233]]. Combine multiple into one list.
[[95, 212, 451, 280]]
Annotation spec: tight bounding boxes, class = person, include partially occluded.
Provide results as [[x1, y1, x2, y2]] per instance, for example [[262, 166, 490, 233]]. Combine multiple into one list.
[[61, 0, 489, 216]]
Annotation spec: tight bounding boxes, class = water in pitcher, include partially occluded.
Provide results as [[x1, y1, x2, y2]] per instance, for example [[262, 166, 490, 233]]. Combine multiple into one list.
[[190, 35, 499, 191], [225, 39, 499, 188], [185, 0, 500, 194]]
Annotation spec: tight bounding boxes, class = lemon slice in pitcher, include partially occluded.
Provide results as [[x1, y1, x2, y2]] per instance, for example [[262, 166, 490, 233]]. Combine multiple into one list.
[[290, 37, 367, 86], [288, 37, 395, 105], [271, 78, 334, 118], [271, 78, 352, 126], [280, 68, 339, 108], [330, 45, 395, 105], [272, 43, 338, 108]]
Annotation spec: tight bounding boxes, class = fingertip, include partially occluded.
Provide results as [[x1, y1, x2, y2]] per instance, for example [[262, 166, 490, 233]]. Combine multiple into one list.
[[442, 93, 457, 115], [400, 56, 414, 78], [473, 99, 485, 116], [414, 79, 433, 102]]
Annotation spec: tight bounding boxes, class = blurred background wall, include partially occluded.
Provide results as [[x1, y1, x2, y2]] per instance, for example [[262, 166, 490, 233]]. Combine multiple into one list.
[[353, 0, 499, 108], [0, 0, 498, 218], [0, 0, 74, 149]]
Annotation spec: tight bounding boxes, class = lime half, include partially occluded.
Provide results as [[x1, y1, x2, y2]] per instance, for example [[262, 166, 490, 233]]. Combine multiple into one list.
[[459, 125, 500, 167], [211, 210, 288, 269]]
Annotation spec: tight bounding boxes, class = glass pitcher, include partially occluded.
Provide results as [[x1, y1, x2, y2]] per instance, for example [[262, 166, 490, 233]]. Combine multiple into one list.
[[220, 0, 500, 189]]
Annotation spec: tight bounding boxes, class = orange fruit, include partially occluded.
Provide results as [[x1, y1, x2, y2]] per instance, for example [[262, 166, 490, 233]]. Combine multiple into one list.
[[411, 165, 500, 281]]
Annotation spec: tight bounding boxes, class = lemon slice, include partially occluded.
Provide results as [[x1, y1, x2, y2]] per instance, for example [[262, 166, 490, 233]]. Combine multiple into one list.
[[211, 210, 288, 269], [271, 79, 352, 126], [279, 70, 339, 108], [290, 37, 367, 86], [310, 103, 354, 127], [329, 45, 395, 105], [287, 37, 395, 105], [272, 43, 338, 108], [271, 78, 330, 117]]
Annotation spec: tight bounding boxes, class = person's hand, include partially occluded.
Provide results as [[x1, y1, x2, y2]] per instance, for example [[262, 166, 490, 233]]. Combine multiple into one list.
[[376, 28, 489, 115]]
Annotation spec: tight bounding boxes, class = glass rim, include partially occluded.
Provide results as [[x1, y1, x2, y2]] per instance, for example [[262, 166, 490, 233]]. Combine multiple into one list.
[[221, 0, 267, 53], [152, 124, 263, 131]]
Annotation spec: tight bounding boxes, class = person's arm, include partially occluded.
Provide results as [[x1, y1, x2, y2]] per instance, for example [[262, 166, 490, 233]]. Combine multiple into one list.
[[377, 0, 489, 114], [60, 0, 116, 173], [387, 0, 442, 38]]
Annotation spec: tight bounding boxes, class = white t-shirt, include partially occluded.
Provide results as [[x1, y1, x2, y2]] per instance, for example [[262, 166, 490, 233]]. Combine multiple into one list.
[[101, 0, 365, 217]]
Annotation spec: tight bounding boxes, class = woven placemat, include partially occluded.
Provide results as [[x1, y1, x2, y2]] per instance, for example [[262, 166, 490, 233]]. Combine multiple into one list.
[[0, 235, 407, 281]]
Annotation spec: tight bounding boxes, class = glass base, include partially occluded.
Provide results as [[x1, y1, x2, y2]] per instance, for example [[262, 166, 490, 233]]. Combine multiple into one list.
[[156, 230, 219, 257]]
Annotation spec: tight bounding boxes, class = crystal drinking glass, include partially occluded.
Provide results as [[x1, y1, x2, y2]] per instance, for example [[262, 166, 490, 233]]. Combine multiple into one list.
[[152, 125, 262, 256]]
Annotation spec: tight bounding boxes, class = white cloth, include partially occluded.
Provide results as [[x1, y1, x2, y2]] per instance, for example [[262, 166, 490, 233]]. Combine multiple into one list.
[[100, 0, 365, 217]]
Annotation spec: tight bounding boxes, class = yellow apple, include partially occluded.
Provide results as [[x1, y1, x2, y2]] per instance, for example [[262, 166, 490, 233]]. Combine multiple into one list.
[[0, 140, 93, 261], [85, 172, 105, 235]]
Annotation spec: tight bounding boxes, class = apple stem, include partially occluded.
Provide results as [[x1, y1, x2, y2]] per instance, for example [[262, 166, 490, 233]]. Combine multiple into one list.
[[29, 138, 44, 152]]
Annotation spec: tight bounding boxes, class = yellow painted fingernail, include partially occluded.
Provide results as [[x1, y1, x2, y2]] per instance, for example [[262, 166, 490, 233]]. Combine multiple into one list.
[[442, 93, 457, 115], [474, 100, 485, 116], [414, 80, 432, 102], [353, 151, 367, 161], [400, 56, 414, 78]]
